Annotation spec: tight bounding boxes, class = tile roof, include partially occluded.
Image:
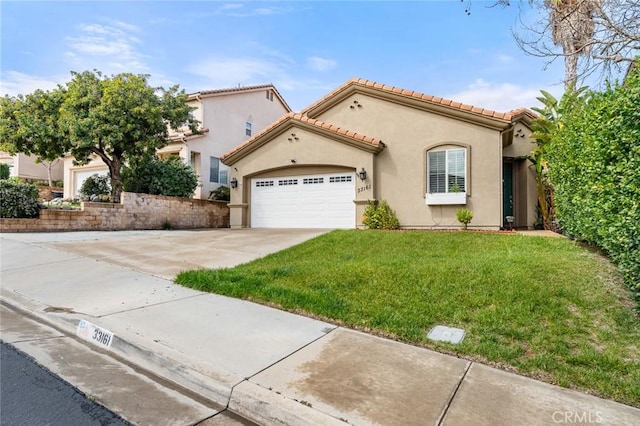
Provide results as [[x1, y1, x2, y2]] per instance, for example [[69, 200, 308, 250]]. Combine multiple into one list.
[[302, 77, 536, 122], [221, 113, 383, 163], [221, 78, 537, 164], [188, 84, 292, 112]]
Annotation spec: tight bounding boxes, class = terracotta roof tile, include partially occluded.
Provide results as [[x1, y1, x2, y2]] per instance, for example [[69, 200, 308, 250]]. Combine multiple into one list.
[[221, 112, 383, 162], [188, 83, 292, 112], [301, 78, 525, 124], [191, 83, 271, 96]]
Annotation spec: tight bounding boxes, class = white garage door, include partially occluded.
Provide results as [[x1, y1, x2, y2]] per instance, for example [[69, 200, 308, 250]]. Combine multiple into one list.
[[73, 168, 109, 196], [251, 173, 356, 229]]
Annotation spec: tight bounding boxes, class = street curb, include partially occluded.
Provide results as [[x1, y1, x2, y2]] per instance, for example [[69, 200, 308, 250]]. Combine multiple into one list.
[[230, 380, 347, 426], [0, 288, 347, 425], [0, 288, 233, 408]]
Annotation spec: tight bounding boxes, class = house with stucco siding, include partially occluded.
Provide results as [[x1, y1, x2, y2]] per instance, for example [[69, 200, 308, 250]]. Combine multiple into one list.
[[63, 84, 290, 199], [222, 78, 538, 230], [0, 151, 63, 183]]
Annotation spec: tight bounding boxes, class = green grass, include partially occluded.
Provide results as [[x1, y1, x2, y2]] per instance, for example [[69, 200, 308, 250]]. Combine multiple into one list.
[[175, 230, 640, 407]]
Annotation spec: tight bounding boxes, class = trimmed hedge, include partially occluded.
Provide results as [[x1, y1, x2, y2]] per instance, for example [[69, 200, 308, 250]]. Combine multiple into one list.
[[546, 68, 640, 306], [0, 180, 40, 218]]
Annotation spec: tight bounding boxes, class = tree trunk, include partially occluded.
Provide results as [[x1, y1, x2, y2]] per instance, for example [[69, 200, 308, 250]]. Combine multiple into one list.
[[46, 163, 53, 187], [109, 156, 123, 203], [564, 49, 579, 90]]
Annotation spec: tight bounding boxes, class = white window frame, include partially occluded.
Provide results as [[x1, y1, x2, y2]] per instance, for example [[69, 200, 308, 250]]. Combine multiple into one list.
[[245, 121, 252, 137], [426, 148, 467, 205]]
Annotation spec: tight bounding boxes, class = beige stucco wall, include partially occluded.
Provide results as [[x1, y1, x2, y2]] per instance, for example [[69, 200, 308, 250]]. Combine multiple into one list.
[[64, 87, 289, 200], [188, 89, 289, 199], [502, 121, 538, 228], [313, 94, 504, 229], [0, 152, 63, 182], [226, 89, 539, 230], [227, 124, 375, 228]]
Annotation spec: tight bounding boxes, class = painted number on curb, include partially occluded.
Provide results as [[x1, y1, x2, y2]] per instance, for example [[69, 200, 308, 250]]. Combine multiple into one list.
[[77, 320, 114, 348]]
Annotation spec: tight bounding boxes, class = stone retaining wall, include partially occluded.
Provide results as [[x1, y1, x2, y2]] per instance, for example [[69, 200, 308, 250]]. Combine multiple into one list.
[[0, 192, 229, 232]]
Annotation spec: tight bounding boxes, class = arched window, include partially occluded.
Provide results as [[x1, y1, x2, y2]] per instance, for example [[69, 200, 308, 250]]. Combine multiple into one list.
[[426, 145, 468, 205]]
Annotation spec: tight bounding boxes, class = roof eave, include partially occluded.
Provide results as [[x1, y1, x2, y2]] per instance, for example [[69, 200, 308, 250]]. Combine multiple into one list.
[[304, 80, 513, 131], [222, 116, 383, 165]]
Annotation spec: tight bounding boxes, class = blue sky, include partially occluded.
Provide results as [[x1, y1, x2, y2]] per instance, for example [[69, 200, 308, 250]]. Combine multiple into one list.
[[1, 0, 568, 112]]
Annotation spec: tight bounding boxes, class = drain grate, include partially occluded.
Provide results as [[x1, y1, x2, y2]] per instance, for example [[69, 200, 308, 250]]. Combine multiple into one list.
[[427, 325, 466, 344]]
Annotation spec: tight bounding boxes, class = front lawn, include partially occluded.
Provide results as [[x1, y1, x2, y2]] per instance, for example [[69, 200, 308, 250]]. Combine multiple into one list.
[[175, 230, 640, 407]]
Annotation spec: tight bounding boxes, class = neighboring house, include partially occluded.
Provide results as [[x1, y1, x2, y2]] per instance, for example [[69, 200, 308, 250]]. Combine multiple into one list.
[[63, 84, 290, 199], [0, 151, 63, 183], [222, 78, 538, 230]]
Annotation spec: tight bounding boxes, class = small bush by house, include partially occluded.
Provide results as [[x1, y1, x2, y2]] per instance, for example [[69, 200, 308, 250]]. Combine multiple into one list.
[[362, 199, 400, 230]]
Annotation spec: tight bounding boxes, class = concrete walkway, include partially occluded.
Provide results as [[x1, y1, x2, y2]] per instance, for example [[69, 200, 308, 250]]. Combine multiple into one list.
[[1, 230, 638, 425]]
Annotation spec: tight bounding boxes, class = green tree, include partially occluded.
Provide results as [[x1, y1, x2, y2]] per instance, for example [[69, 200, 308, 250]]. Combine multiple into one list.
[[0, 89, 67, 186], [59, 70, 199, 202], [485, 1, 639, 89]]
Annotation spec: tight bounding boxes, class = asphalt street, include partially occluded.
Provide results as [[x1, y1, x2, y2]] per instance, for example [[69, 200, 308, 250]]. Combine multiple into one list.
[[0, 341, 131, 426]]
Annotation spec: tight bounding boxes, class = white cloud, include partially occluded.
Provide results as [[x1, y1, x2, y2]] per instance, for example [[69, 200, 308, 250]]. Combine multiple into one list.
[[187, 57, 283, 87], [0, 71, 62, 97], [497, 54, 514, 63], [216, 3, 291, 17], [65, 21, 148, 73], [445, 79, 561, 112], [108, 20, 141, 33], [184, 56, 337, 111], [307, 56, 337, 72], [220, 3, 244, 11]]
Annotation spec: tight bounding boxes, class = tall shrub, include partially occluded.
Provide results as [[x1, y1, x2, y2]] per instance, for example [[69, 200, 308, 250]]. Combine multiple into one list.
[[546, 67, 640, 305], [122, 155, 198, 198], [0, 180, 39, 218]]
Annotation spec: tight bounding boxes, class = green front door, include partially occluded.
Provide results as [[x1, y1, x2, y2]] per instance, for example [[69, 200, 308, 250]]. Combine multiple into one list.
[[503, 162, 513, 228]]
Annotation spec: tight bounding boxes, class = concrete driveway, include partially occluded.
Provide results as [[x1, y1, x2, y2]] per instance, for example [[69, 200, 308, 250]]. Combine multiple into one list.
[[1, 229, 330, 279]]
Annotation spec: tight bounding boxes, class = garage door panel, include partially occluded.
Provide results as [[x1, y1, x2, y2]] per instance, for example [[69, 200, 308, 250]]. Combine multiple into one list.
[[251, 173, 355, 229]]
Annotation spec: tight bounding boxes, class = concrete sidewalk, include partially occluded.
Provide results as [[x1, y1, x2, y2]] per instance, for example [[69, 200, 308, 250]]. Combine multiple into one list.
[[1, 231, 639, 425]]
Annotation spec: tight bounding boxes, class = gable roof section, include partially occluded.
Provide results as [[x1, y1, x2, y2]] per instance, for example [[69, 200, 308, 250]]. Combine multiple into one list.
[[188, 84, 291, 112], [221, 113, 384, 165], [302, 78, 535, 130], [508, 108, 537, 127]]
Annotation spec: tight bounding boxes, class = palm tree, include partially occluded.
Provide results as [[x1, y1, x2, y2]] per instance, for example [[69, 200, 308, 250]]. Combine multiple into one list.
[[547, 0, 600, 89]]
